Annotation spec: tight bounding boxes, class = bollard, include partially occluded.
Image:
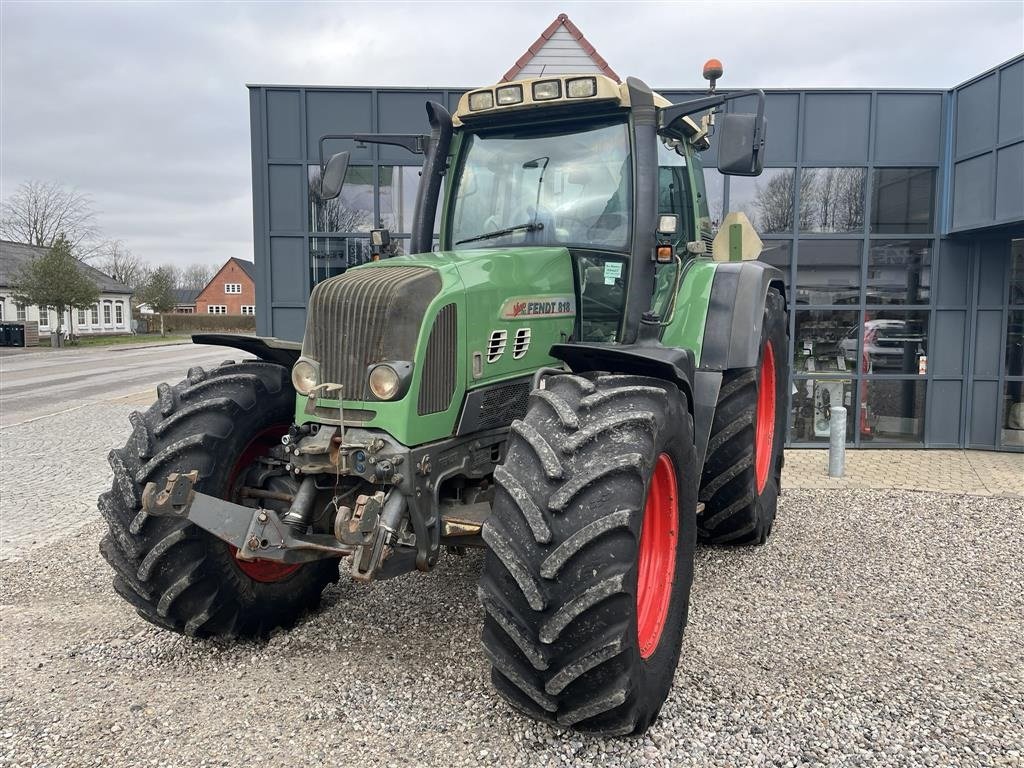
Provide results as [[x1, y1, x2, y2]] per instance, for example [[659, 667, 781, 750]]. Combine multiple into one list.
[[828, 405, 846, 477]]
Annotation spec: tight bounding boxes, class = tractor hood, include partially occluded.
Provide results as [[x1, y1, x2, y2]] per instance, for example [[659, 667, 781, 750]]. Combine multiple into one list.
[[298, 246, 576, 446]]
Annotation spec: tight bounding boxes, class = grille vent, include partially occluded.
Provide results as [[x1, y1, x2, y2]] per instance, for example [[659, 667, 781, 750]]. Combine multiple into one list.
[[475, 381, 531, 431], [512, 328, 531, 359], [487, 330, 507, 363], [418, 303, 458, 415]]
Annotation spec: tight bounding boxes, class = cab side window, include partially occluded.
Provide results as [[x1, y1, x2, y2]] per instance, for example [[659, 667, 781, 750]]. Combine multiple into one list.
[[657, 139, 694, 246]]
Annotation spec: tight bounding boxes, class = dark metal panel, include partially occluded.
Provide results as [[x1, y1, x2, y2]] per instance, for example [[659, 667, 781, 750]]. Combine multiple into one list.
[[271, 307, 307, 342], [268, 165, 304, 232], [266, 90, 302, 159], [249, 88, 272, 337], [802, 93, 871, 164], [874, 93, 942, 164], [446, 91, 466, 115], [305, 91, 374, 162], [928, 380, 963, 444], [998, 60, 1024, 144], [973, 310, 1003, 377], [936, 238, 970, 305], [954, 73, 998, 158], [952, 154, 994, 229], [968, 379, 998, 446], [932, 311, 966, 376], [978, 241, 1008, 305], [377, 90, 444, 164], [269, 237, 307, 304], [995, 142, 1024, 222]]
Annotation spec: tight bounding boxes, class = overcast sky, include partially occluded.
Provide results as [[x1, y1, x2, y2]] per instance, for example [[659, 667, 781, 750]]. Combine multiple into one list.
[[2, 1, 1022, 268]]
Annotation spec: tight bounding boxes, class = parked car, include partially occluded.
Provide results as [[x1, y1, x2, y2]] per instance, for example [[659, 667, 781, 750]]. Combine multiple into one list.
[[839, 319, 926, 373]]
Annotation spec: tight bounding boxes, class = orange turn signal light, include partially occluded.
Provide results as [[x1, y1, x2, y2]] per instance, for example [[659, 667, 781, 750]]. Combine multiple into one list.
[[656, 245, 674, 263]]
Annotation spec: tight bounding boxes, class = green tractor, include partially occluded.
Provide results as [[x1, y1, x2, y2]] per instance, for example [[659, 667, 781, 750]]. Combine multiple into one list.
[[99, 62, 788, 736]]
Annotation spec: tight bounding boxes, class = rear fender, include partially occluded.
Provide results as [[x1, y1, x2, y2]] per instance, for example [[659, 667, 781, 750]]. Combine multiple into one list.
[[700, 261, 785, 371]]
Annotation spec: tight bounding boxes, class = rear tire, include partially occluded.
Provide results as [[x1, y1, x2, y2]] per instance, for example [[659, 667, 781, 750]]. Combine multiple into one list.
[[698, 287, 788, 545], [98, 361, 338, 638], [478, 374, 697, 736]]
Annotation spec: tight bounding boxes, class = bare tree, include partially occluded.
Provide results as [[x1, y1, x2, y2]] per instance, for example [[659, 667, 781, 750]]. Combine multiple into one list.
[[99, 240, 148, 291], [0, 180, 103, 259], [178, 263, 215, 292], [752, 171, 796, 233], [308, 170, 372, 233]]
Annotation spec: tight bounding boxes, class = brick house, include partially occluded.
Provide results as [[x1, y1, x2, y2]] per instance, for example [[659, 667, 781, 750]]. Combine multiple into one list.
[[195, 258, 256, 316]]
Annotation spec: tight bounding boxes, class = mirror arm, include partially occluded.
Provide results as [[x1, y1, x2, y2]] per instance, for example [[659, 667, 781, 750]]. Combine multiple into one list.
[[317, 133, 430, 169], [658, 88, 765, 133]]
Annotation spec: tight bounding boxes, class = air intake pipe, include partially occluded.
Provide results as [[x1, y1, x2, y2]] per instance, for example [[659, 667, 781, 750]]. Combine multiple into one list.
[[411, 102, 454, 255]]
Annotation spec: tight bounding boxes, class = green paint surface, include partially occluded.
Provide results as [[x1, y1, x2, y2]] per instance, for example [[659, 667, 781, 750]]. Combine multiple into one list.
[[295, 246, 575, 447], [659, 258, 717, 367]]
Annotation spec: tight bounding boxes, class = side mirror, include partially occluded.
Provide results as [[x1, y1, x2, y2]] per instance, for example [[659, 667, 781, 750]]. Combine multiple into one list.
[[319, 151, 351, 200], [716, 113, 766, 176]]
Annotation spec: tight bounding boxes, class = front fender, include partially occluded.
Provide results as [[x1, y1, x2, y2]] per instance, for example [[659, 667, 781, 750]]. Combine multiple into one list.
[[700, 261, 785, 371]]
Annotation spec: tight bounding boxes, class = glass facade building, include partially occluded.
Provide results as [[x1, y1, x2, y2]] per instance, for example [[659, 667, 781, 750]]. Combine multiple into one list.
[[248, 54, 1023, 451]]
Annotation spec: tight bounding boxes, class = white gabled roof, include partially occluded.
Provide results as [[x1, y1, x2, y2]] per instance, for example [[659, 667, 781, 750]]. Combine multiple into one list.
[[502, 13, 620, 84]]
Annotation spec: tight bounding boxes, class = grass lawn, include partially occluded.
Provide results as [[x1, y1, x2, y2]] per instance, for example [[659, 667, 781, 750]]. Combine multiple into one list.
[[72, 333, 190, 347]]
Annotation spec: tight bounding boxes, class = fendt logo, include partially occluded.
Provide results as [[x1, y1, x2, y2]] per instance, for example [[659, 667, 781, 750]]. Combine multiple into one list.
[[500, 295, 576, 320]]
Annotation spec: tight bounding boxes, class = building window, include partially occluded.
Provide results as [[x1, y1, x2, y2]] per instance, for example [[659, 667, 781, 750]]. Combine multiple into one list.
[[0, 298, 4, 320], [208, 305, 227, 314], [730, 168, 797, 234], [379, 166, 424, 234], [799, 167, 866, 233], [16, 303, 26, 321], [1002, 239, 1024, 448], [224, 283, 242, 294], [795, 240, 862, 306], [38, 306, 49, 327], [867, 240, 931, 305], [103, 303, 112, 324], [308, 164, 373, 233], [115, 303, 124, 324], [863, 379, 926, 442], [240, 305, 255, 315], [760, 241, 792, 289], [791, 377, 856, 443], [870, 168, 936, 234], [91, 304, 99, 324], [77, 308, 86, 325]]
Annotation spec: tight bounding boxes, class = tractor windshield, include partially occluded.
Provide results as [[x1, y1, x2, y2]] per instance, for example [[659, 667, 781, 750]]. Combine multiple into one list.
[[449, 119, 632, 252]]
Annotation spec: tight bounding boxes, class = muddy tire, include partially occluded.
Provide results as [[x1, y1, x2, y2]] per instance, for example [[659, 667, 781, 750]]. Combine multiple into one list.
[[478, 374, 697, 736], [98, 361, 338, 638], [698, 287, 788, 545]]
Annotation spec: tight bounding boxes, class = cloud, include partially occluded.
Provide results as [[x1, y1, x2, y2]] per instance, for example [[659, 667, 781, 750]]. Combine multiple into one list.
[[1, 1, 1021, 267]]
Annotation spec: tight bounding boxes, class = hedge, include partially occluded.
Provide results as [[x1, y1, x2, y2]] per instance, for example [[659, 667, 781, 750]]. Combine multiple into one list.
[[137, 313, 257, 333]]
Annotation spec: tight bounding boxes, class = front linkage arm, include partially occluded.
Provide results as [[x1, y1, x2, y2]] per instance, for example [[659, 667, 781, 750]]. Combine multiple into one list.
[[141, 471, 350, 564]]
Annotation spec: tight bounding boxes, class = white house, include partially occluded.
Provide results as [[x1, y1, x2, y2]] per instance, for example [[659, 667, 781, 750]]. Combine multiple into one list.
[[0, 239, 134, 336]]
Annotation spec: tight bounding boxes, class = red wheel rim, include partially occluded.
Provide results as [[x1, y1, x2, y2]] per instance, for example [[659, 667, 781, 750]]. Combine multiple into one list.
[[754, 340, 777, 494], [636, 453, 679, 659], [226, 425, 303, 583]]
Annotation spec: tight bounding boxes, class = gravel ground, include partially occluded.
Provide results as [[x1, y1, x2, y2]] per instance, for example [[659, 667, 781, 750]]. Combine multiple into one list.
[[1, 488, 1023, 768]]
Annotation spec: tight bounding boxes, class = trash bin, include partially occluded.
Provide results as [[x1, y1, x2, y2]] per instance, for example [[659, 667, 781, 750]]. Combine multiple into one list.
[[0, 322, 26, 347]]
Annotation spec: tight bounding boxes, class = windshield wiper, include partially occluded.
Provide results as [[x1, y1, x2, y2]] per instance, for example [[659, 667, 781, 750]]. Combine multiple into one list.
[[455, 221, 544, 246]]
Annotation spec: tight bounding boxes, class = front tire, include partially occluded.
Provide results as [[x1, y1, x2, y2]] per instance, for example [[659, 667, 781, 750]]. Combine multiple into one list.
[[478, 374, 698, 736], [698, 287, 789, 545], [98, 361, 338, 638]]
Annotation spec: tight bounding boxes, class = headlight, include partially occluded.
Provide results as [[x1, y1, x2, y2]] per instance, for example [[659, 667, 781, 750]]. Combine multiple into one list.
[[291, 359, 318, 395], [368, 364, 401, 400]]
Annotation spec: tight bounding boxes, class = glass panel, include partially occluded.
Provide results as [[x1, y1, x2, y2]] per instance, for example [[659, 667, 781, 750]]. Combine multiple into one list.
[[863, 379, 925, 442], [860, 309, 929, 374], [799, 167, 866, 233], [867, 240, 931, 305], [729, 168, 796, 234], [1010, 238, 1024, 305], [450, 119, 632, 251], [791, 377, 856, 443], [310, 237, 371, 284], [578, 254, 629, 343], [656, 139, 693, 245], [378, 166, 419, 234], [760, 241, 792, 288], [794, 309, 860, 375], [1007, 309, 1023, 376], [870, 168, 936, 234], [1001, 379, 1024, 448], [796, 240, 862, 305], [701, 167, 724, 235], [308, 165, 373, 233]]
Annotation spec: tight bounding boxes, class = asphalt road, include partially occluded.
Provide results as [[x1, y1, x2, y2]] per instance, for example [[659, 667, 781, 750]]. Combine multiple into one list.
[[0, 342, 250, 428]]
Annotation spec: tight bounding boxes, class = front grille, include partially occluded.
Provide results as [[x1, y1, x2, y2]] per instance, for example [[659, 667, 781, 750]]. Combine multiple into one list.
[[418, 303, 458, 415], [302, 266, 441, 401]]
